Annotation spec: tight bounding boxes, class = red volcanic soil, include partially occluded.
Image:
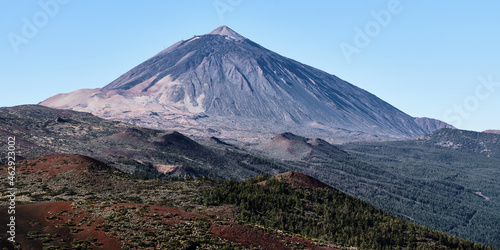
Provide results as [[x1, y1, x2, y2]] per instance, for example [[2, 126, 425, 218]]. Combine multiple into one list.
[[104, 202, 208, 226], [0, 154, 110, 180], [211, 221, 337, 250], [0, 201, 121, 249], [104, 203, 337, 249], [0, 200, 337, 249], [260, 171, 332, 190]]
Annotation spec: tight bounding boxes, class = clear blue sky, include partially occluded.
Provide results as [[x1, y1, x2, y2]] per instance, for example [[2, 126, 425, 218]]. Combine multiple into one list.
[[1, 1, 499, 131]]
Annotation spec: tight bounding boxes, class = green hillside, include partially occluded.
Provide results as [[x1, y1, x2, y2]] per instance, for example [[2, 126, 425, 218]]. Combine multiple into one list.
[[202, 174, 493, 249]]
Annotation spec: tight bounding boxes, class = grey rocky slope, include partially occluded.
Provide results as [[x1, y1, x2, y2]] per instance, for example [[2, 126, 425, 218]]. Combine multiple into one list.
[[41, 26, 449, 142], [414, 117, 455, 133]]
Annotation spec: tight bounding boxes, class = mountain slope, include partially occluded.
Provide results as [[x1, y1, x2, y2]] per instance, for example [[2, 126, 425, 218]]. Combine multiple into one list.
[[341, 129, 500, 248], [483, 129, 500, 134], [203, 173, 492, 249], [414, 117, 455, 134], [40, 25, 448, 142], [421, 128, 500, 159], [0, 105, 284, 180]]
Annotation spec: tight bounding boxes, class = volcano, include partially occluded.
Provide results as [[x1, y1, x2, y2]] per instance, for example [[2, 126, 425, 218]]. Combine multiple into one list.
[[41, 25, 451, 142]]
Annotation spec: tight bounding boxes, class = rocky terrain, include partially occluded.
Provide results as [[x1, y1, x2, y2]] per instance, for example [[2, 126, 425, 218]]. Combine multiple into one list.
[[414, 117, 455, 132], [0, 105, 284, 180]]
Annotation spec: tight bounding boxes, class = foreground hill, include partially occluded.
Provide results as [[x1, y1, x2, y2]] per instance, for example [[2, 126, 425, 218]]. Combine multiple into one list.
[[41, 25, 449, 142], [0, 155, 337, 249], [264, 171, 332, 189], [1, 155, 491, 249], [203, 173, 491, 249]]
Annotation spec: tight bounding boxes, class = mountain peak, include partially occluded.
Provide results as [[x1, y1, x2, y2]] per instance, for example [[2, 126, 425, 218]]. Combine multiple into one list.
[[41, 25, 444, 142], [208, 25, 245, 40]]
